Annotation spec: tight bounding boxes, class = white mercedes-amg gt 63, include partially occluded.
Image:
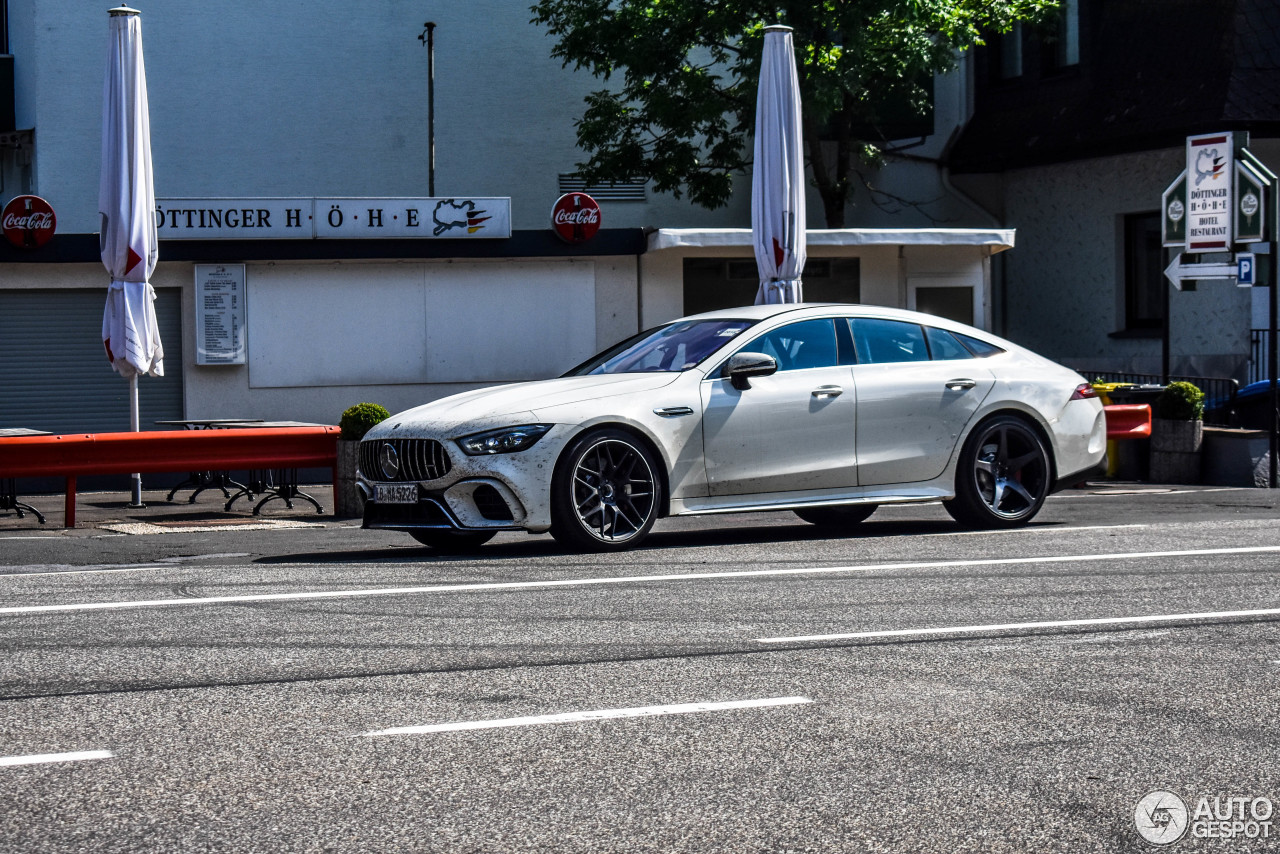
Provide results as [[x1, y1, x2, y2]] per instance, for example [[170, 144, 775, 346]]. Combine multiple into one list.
[[358, 304, 1106, 552]]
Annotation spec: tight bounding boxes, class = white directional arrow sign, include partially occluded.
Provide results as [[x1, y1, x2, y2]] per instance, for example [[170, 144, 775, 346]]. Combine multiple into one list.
[[1163, 253, 1238, 290]]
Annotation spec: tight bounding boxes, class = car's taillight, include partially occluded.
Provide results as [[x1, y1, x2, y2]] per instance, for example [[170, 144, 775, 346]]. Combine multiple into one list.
[[1070, 383, 1098, 400]]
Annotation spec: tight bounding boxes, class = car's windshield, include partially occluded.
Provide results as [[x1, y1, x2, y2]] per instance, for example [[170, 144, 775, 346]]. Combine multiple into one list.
[[563, 319, 755, 376]]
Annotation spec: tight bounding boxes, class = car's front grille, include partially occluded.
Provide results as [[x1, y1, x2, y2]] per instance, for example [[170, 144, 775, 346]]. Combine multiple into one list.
[[360, 438, 452, 482]]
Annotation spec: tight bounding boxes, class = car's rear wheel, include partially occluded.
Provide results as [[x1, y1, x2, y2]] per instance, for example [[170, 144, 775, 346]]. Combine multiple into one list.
[[551, 428, 661, 552], [794, 504, 878, 527], [408, 529, 495, 552], [945, 415, 1051, 528]]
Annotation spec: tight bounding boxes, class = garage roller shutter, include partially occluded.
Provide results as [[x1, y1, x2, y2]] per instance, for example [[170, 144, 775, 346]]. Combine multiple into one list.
[[0, 288, 184, 434]]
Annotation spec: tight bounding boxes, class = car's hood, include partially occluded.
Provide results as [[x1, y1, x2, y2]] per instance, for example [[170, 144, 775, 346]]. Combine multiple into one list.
[[377, 373, 683, 432]]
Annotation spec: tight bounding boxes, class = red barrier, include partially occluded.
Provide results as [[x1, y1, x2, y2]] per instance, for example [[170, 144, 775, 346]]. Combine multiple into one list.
[[0, 427, 339, 527], [1104, 404, 1152, 440]]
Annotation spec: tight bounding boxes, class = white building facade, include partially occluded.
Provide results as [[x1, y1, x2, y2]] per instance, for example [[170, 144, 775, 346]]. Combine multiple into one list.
[[1, 1, 1011, 435]]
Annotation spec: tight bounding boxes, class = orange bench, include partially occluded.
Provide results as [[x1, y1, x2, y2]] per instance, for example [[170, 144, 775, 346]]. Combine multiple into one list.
[[0, 427, 339, 528]]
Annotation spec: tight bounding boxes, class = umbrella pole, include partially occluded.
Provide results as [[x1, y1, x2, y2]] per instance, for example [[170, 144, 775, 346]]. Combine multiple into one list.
[[128, 374, 145, 508]]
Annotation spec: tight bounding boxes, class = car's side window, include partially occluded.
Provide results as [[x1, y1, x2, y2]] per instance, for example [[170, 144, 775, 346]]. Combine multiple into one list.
[[924, 326, 974, 361], [740, 319, 839, 372], [849, 318, 930, 364]]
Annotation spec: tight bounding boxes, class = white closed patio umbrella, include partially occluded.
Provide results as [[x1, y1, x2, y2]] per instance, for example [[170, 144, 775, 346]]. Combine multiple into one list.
[[101, 5, 163, 507], [752, 25, 806, 305]]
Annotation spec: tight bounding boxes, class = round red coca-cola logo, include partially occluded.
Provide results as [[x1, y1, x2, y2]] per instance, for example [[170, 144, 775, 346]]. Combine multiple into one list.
[[551, 192, 601, 244], [2, 195, 57, 249]]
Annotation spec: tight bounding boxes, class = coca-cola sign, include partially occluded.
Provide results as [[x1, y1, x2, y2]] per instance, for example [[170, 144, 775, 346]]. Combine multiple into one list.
[[551, 192, 601, 244], [2, 195, 57, 250]]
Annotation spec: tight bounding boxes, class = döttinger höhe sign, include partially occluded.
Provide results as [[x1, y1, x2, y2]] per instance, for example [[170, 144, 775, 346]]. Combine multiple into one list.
[[1186, 132, 1234, 252]]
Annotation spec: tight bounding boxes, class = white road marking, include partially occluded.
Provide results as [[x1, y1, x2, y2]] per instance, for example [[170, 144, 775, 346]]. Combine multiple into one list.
[[1051, 629, 1171, 644], [0, 554, 250, 579], [928, 523, 1147, 537], [1057, 486, 1248, 498], [0, 566, 167, 579], [101, 520, 323, 535], [360, 696, 812, 737], [0, 750, 113, 768], [757, 607, 1280, 644], [2, 545, 1279, 617]]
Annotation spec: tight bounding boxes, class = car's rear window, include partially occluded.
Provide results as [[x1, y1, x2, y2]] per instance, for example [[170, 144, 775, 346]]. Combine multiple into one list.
[[954, 332, 1006, 357]]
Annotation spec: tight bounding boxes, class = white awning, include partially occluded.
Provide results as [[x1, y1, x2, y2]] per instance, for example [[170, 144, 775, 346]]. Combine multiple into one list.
[[648, 227, 1015, 254]]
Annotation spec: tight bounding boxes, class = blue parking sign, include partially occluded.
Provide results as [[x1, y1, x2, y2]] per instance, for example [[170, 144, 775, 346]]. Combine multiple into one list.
[[1238, 254, 1256, 286]]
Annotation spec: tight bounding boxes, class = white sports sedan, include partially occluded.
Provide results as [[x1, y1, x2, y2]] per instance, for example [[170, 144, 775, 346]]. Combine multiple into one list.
[[358, 304, 1106, 551]]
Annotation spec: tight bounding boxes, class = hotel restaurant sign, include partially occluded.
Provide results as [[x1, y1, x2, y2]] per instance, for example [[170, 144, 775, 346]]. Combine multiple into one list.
[[155, 197, 512, 239]]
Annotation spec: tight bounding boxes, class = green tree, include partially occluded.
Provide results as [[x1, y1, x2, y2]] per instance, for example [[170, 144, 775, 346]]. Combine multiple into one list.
[[531, 0, 1058, 227]]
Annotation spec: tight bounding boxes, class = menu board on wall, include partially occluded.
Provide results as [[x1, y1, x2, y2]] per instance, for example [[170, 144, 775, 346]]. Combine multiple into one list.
[[195, 264, 246, 365]]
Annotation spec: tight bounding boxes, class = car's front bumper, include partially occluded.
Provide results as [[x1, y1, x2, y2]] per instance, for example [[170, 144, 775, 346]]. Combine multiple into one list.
[[357, 424, 574, 533]]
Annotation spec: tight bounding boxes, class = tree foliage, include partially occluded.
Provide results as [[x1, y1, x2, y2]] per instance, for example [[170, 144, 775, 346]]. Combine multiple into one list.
[[531, 0, 1058, 226]]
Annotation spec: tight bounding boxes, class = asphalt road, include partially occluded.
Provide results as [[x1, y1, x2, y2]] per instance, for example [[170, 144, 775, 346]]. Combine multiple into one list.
[[0, 484, 1278, 853]]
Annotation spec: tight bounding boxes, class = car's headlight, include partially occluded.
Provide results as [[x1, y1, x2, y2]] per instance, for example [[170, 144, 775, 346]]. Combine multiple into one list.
[[456, 424, 553, 456]]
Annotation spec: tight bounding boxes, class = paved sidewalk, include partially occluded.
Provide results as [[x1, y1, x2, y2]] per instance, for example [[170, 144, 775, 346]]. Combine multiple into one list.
[[0, 483, 348, 533]]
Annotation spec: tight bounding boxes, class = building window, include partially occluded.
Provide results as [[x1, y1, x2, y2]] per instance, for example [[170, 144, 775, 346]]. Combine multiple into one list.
[[990, 23, 1024, 81], [682, 258, 859, 316], [1042, 0, 1080, 75], [1124, 212, 1165, 331]]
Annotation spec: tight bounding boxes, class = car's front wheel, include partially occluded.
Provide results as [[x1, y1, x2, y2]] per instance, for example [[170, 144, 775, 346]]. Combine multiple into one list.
[[550, 428, 661, 551], [408, 529, 496, 552], [945, 415, 1051, 528]]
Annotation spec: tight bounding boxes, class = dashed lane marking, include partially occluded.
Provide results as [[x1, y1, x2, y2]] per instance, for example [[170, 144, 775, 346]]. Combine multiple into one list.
[[757, 607, 1280, 644], [0, 750, 113, 768], [359, 696, 812, 737]]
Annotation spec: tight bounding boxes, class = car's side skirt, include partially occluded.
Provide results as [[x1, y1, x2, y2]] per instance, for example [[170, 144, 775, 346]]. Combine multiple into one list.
[[669, 484, 953, 517]]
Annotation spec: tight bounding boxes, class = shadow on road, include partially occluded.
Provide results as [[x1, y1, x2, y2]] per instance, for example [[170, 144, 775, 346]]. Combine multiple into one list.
[[254, 518, 1077, 565]]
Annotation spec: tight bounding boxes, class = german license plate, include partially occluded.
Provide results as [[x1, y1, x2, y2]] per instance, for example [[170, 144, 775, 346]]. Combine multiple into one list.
[[375, 484, 418, 504]]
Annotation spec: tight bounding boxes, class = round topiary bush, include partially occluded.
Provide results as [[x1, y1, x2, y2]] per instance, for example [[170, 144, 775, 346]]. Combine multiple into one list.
[[1154, 381, 1205, 422], [340, 402, 390, 440]]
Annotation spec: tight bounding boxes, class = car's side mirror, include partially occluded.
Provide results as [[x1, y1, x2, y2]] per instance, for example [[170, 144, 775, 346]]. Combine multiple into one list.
[[725, 352, 778, 390]]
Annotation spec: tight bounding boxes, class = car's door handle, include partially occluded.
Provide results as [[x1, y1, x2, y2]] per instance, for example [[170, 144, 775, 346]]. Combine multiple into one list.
[[653, 406, 694, 417], [946, 378, 978, 390], [811, 385, 843, 398]]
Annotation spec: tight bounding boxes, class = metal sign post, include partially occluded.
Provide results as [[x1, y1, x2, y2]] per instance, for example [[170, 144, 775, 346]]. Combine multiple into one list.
[[1240, 149, 1279, 489]]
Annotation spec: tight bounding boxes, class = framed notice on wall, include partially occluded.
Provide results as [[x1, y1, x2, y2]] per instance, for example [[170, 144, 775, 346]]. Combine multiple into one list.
[[195, 264, 246, 365]]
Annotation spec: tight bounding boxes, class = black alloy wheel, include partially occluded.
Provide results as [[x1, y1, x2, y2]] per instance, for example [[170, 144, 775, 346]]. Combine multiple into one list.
[[945, 415, 1052, 528], [551, 428, 661, 551]]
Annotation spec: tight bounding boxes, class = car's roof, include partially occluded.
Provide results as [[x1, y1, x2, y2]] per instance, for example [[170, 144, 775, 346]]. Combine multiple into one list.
[[680, 302, 971, 329]]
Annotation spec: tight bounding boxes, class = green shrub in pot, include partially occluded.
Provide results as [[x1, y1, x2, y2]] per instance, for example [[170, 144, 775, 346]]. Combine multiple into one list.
[[340, 403, 390, 441], [1153, 381, 1205, 422]]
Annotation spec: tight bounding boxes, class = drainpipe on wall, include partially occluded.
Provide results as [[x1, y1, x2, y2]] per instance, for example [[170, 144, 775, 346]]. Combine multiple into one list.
[[638, 226, 657, 331]]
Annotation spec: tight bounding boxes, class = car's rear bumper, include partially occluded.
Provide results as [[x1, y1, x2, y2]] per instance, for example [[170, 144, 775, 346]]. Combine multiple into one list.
[[1050, 459, 1107, 494]]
